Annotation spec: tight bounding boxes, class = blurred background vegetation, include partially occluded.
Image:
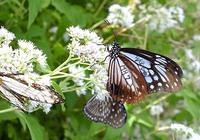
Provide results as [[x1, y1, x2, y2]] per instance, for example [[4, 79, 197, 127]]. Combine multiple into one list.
[[0, 0, 200, 139]]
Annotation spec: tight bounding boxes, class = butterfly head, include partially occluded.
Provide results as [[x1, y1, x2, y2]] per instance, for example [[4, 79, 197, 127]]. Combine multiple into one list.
[[107, 40, 121, 59]]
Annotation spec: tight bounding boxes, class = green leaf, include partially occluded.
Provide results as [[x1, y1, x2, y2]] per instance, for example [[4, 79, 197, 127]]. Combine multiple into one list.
[[25, 25, 46, 39], [16, 113, 44, 140], [182, 89, 200, 127], [129, 115, 153, 128], [51, 81, 66, 111], [51, 0, 91, 27], [51, 0, 70, 14], [103, 126, 125, 140], [25, 115, 44, 140], [16, 112, 27, 131], [28, 0, 50, 28]]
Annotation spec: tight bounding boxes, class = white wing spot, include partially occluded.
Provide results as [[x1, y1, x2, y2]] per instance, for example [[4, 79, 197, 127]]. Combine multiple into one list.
[[145, 76, 153, 83], [158, 82, 162, 86], [156, 55, 161, 57], [174, 82, 177, 87], [153, 75, 159, 81], [149, 70, 154, 75], [166, 84, 169, 88], [150, 85, 154, 89]]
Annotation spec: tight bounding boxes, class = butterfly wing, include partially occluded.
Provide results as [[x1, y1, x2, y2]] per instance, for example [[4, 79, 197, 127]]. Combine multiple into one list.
[[83, 94, 127, 128], [107, 56, 147, 104], [0, 86, 29, 112], [120, 48, 183, 94], [0, 73, 64, 112]]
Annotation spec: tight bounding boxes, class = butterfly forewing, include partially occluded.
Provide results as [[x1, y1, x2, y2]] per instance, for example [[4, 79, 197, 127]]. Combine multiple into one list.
[[120, 48, 183, 94], [83, 94, 127, 128], [107, 56, 147, 104], [0, 73, 64, 112]]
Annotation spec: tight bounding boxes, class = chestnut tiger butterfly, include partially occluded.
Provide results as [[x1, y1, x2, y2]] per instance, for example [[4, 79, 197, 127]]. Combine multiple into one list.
[[84, 40, 183, 128], [0, 72, 64, 112]]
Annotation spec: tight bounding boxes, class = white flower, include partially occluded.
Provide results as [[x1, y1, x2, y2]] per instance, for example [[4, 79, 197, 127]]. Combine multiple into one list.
[[67, 26, 103, 44], [67, 26, 107, 64], [49, 26, 58, 33], [41, 103, 53, 114], [185, 49, 200, 73], [18, 40, 47, 68], [20, 73, 51, 86], [28, 101, 52, 114], [76, 88, 87, 96], [139, 4, 185, 33], [170, 123, 200, 140], [0, 26, 15, 45], [106, 4, 134, 27], [68, 65, 85, 85], [63, 32, 70, 42], [193, 34, 200, 41], [150, 104, 164, 116], [90, 64, 109, 97], [0, 35, 47, 74], [68, 65, 86, 96]]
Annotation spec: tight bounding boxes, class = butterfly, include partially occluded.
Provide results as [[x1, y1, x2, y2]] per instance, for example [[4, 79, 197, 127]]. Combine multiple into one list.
[[84, 40, 183, 128], [0, 72, 64, 112]]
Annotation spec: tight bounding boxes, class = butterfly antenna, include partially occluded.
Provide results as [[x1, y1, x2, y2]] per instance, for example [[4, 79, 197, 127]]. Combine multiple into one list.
[[104, 20, 118, 42]]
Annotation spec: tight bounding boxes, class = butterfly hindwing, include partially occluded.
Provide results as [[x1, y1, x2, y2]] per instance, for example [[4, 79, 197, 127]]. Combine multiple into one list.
[[83, 94, 127, 128]]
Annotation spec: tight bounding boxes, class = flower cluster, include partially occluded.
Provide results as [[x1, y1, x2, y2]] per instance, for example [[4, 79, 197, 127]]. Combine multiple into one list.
[[139, 3, 185, 33], [0, 27, 53, 113], [106, 4, 134, 28], [66, 26, 109, 97], [170, 123, 200, 139], [0, 28, 47, 74], [67, 26, 107, 65]]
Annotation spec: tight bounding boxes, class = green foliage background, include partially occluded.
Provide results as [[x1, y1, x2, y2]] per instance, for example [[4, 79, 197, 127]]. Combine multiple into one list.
[[0, 0, 200, 140]]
